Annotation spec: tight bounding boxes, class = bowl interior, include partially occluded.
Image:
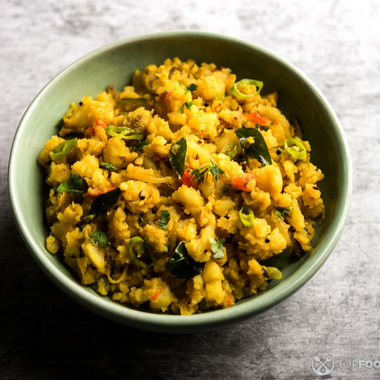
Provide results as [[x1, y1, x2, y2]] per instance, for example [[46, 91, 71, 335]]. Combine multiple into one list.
[[9, 32, 351, 332]]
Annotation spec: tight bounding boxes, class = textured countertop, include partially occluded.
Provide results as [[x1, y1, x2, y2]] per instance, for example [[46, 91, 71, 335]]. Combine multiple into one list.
[[1, 0, 379, 379]]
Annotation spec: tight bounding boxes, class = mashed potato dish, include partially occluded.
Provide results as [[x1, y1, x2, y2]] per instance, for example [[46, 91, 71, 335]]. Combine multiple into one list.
[[38, 58, 324, 314]]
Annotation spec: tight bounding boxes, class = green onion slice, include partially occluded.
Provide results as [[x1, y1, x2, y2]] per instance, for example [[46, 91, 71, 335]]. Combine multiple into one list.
[[230, 79, 264, 100], [89, 231, 110, 248], [284, 138, 307, 160], [128, 237, 155, 269], [105, 125, 144, 140], [209, 237, 226, 259], [100, 162, 119, 172], [221, 142, 238, 159], [49, 138, 78, 160], [239, 205, 255, 227]]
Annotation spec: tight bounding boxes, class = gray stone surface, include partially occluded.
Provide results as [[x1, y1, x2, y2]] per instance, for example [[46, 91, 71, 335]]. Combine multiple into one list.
[[0, 0, 379, 378]]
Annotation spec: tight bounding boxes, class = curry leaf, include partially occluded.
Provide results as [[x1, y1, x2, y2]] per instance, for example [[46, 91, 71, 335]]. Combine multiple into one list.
[[169, 137, 187, 177], [82, 187, 122, 226], [260, 246, 293, 271], [165, 241, 203, 279], [235, 127, 272, 166]]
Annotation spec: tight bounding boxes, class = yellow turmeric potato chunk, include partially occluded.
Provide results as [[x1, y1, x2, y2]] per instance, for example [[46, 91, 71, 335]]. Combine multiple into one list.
[[62, 94, 115, 135], [82, 240, 106, 271], [71, 155, 99, 178], [57, 203, 83, 225], [147, 115, 174, 141], [46, 163, 71, 186], [171, 186, 204, 218], [203, 260, 226, 304], [106, 206, 130, 244], [187, 111, 219, 140], [196, 74, 226, 101], [38, 135, 66, 167], [46, 235, 59, 254], [144, 278, 175, 312], [176, 218, 198, 241], [254, 165, 283, 198], [185, 226, 214, 263], [141, 224, 168, 253], [103, 138, 137, 168], [120, 180, 160, 213]]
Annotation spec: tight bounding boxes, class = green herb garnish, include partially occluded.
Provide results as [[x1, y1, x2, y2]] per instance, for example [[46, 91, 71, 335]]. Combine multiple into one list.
[[165, 241, 203, 279], [138, 215, 147, 226], [89, 231, 110, 248], [276, 206, 293, 220], [231, 79, 263, 100], [260, 246, 293, 271], [100, 162, 119, 172], [131, 139, 150, 152], [221, 141, 238, 159], [129, 236, 156, 269], [105, 125, 144, 140], [49, 138, 78, 161], [209, 237, 226, 259], [239, 206, 255, 227], [56, 173, 85, 195], [82, 188, 122, 226], [190, 160, 225, 186], [186, 83, 198, 93], [178, 101, 193, 113], [284, 138, 307, 160], [158, 210, 170, 230], [169, 137, 187, 177], [235, 127, 272, 166]]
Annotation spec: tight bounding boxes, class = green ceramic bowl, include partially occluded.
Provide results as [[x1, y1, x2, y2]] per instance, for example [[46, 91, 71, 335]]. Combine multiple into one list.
[[8, 31, 352, 333]]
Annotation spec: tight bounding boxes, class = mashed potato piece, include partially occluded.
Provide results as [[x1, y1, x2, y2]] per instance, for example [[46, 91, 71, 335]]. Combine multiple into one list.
[[39, 57, 324, 314]]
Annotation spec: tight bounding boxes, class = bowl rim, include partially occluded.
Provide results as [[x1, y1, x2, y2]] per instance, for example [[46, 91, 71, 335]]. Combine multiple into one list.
[[8, 30, 352, 333]]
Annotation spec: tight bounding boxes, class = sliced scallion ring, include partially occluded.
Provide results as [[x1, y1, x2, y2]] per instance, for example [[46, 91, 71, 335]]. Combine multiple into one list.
[[221, 142, 238, 159], [128, 236, 155, 269], [284, 138, 307, 160], [239, 206, 255, 227], [49, 138, 78, 160], [230, 79, 264, 100], [105, 125, 144, 140]]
